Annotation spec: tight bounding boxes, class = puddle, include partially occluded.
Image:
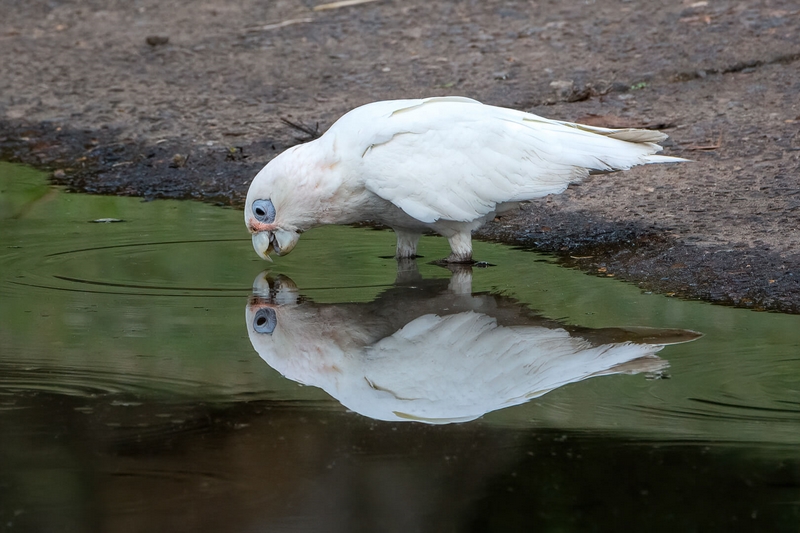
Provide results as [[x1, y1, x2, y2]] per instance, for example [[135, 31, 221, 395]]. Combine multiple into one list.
[[2, 162, 799, 530]]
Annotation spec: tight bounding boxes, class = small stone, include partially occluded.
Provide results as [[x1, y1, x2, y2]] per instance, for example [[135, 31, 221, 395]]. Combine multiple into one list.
[[171, 153, 188, 167], [146, 35, 169, 46], [549, 79, 574, 98], [53, 169, 66, 178]]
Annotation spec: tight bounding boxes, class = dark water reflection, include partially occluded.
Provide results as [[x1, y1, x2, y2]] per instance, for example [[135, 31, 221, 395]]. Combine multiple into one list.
[[2, 162, 800, 531], [246, 270, 699, 424], [6, 393, 798, 533]]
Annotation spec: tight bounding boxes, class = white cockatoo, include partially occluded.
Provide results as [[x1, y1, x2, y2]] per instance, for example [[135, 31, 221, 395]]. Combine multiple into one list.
[[245, 97, 686, 263], [245, 272, 700, 424]]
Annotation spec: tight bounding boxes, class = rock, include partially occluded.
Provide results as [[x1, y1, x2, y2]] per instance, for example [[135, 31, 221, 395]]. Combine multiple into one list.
[[549, 79, 574, 98], [146, 35, 169, 46]]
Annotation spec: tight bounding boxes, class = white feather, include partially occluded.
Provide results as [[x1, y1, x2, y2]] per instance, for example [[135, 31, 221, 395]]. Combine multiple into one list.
[[326, 97, 686, 224], [245, 97, 687, 261]]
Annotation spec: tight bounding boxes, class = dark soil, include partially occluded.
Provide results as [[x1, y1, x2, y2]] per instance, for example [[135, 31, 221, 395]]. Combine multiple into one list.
[[2, 0, 799, 312]]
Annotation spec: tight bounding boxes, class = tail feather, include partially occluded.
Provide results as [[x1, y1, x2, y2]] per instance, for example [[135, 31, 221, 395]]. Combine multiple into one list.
[[520, 114, 687, 173], [553, 120, 670, 144], [643, 154, 692, 164], [602, 129, 668, 144]]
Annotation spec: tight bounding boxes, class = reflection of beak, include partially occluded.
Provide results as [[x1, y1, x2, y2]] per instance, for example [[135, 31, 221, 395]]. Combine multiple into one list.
[[252, 229, 299, 261]]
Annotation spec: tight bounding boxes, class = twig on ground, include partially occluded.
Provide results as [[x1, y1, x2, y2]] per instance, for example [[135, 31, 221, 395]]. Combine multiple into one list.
[[313, 0, 380, 12], [245, 18, 313, 32], [682, 133, 723, 151]]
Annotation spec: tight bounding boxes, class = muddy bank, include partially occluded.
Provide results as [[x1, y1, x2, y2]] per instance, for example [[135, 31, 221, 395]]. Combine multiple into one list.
[[1, 0, 799, 312], [478, 214, 800, 313]]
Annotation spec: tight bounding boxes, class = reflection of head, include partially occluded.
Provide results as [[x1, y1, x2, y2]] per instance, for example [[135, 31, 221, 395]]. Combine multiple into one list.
[[246, 273, 697, 424]]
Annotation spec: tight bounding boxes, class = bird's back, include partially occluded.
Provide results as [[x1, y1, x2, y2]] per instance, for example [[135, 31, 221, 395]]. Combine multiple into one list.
[[323, 97, 684, 224]]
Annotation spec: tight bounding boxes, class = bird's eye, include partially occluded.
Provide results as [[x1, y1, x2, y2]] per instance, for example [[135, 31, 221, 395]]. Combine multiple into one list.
[[252, 199, 276, 223], [253, 307, 277, 335]]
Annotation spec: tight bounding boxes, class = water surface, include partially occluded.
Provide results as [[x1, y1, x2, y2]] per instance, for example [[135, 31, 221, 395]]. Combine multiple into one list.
[[1, 162, 799, 531]]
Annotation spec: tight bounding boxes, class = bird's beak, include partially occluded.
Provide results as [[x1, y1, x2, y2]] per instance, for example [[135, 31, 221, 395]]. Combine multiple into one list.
[[252, 229, 299, 261]]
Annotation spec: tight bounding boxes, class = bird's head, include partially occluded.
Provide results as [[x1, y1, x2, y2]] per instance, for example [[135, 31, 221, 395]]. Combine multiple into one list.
[[245, 140, 345, 261], [244, 146, 319, 261], [244, 195, 301, 261]]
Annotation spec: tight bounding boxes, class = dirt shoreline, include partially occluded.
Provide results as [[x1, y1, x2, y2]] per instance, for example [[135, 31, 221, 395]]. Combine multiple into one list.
[[2, 0, 799, 312]]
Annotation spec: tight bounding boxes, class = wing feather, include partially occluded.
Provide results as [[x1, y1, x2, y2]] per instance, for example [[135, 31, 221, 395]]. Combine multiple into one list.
[[330, 97, 683, 223]]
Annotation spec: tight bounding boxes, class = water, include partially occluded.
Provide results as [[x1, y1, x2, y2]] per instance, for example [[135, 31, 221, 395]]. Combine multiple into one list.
[[1, 162, 799, 531]]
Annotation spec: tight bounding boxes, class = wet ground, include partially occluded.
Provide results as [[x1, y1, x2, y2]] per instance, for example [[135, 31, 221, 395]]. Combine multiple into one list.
[[1, 0, 799, 312], [3, 163, 800, 531]]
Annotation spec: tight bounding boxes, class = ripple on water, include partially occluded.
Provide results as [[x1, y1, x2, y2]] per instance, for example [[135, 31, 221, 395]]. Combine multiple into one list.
[[3, 239, 252, 298], [0, 362, 225, 398]]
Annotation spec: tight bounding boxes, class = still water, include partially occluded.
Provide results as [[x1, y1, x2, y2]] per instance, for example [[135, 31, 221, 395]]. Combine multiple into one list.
[[1, 162, 799, 531]]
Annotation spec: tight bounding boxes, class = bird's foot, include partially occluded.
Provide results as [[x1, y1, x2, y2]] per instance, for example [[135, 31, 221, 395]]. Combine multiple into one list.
[[430, 254, 473, 266], [429, 257, 494, 268]]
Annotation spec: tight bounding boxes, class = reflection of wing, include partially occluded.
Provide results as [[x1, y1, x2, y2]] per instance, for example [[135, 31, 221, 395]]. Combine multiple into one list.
[[316, 312, 666, 424], [367, 311, 665, 400], [246, 273, 698, 424]]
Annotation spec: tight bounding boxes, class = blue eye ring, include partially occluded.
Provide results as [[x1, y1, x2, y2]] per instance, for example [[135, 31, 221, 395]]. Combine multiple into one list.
[[253, 307, 277, 335], [252, 199, 276, 223]]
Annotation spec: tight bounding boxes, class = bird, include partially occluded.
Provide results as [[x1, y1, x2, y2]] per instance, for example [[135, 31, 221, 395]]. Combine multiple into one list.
[[244, 96, 687, 263], [245, 271, 700, 424]]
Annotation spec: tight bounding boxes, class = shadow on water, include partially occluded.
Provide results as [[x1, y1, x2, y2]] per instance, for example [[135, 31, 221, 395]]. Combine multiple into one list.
[[2, 162, 800, 531]]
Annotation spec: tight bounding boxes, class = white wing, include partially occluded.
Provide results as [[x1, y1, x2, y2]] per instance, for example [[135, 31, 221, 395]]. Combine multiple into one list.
[[330, 97, 684, 223]]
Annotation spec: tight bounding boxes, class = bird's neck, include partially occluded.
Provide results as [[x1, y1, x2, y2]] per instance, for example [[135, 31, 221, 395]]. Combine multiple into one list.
[[281, 138, 378, 227], [271, 141, 352, 228]]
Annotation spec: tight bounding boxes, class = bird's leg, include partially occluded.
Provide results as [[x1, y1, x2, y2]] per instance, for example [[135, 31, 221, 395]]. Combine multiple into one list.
[[394, 229, 421, 260], [441, 231, 474, 264]]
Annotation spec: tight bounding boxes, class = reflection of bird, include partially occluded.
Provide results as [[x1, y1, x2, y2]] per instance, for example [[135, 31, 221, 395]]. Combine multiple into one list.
[[245, 97, 686, 263], [245, 272, 700, 424]]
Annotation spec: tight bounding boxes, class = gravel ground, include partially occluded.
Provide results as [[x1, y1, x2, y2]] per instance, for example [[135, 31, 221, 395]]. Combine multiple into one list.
[[1, 0, 799, 311]]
